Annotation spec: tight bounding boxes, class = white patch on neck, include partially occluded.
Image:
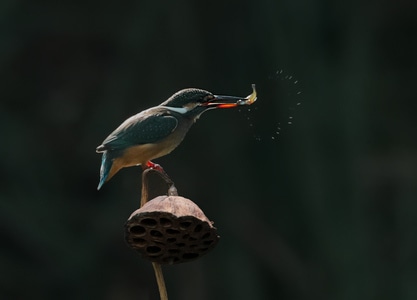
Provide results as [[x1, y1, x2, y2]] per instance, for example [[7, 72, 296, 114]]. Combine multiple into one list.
[[162, 106, 189, 114]]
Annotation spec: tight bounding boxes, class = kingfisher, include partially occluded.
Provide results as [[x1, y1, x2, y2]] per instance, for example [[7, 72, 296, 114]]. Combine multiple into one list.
[[96, 86, 257, 190]]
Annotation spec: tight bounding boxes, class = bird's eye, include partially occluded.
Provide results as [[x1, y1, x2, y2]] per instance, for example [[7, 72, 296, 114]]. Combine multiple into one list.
[[203, 95, 214, 102]]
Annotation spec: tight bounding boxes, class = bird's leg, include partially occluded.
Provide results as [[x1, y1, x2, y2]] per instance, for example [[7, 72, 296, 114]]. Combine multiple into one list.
[[141, 160, 178, 197], [145, 161, 165, 173], [143, 161, 175, 188]]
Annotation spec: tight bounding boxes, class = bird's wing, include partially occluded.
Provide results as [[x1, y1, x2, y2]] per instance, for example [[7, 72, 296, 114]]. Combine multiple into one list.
[[97, 113, 178, 151]]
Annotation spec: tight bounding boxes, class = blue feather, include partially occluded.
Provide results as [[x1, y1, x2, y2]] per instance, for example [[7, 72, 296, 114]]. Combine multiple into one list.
[[97, 151, 113, 190]]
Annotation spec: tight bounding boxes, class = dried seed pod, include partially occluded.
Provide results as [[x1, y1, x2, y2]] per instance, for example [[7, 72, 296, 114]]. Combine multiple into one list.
[[125, 195, 219, 265]]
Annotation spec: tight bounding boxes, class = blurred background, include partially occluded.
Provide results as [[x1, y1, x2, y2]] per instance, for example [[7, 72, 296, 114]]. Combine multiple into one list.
[[1, 0, 417, 299]]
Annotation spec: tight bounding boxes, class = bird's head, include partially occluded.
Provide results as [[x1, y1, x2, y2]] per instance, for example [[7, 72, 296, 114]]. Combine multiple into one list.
[[159, 88, 247, 119]]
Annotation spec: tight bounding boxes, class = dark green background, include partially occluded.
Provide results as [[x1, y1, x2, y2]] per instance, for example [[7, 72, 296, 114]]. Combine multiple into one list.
[[2, 1, 416, 299]]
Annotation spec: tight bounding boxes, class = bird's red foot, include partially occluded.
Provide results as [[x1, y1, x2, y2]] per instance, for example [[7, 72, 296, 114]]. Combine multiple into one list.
[[143, 160, 173, 185], [145, 161, 167, 175]]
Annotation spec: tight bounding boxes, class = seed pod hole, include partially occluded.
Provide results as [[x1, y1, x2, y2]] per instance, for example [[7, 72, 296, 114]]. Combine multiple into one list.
[[150, 230, 163, 237], [141, 218, 157, 227], [180, 221, 192, 229], [160, 218, 172, 227], [147, 246, 161, 254], [132, 238, 146, 247], [129, 225, 146, 235]]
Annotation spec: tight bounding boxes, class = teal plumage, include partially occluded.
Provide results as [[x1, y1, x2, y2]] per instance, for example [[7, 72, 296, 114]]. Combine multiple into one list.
[[96, 110, 180, 190], [97, 151, 112, 190], [96, 88, 249, 190], [97, 113, 178, 152]]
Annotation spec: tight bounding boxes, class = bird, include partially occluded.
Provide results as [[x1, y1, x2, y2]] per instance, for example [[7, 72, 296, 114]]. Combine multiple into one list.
[[96, 88, 251, 190]]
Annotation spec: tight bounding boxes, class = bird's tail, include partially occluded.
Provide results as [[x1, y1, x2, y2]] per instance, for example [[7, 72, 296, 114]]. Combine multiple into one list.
[[97, 151, 113, 190]]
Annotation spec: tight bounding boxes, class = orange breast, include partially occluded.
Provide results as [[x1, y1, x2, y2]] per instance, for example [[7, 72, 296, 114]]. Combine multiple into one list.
[[105, 130, 188, 182], [118, 141, 177, 167], [104, 115, 193, 183]]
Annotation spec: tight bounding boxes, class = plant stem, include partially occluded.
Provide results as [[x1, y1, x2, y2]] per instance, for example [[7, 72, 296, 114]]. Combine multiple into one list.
[[140, 168, 175, 300], [152, 262, 168, 300]]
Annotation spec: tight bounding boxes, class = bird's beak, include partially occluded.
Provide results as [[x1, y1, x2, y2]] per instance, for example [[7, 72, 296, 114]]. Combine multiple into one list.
[[205, 95, 245, 108], [202, 84, 257, 109]]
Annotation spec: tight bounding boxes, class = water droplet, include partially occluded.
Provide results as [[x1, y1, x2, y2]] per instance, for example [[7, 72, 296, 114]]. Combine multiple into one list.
[[271, 136, 275, 140], [296, 102, 301, 106], [288, 121, 292, 125], [294, 80, 298, 84], [297, 91, 302, 95], [289, 116, 293, 119], [288, 76, 293, 80]]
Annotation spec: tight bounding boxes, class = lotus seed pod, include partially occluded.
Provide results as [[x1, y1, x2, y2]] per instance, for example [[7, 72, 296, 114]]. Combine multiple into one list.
[[125, 195, 219, 264]]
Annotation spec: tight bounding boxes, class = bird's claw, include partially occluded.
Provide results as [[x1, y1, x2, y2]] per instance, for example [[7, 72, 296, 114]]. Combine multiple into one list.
[[144, 161, 174, 186], [145, 161, 168, 175], [146, 160, 163, 170]]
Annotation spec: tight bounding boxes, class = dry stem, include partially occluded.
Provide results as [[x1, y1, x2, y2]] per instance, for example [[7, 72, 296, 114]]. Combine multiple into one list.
[[152, 262, 168, 300], [140, 168, 176, 300]]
